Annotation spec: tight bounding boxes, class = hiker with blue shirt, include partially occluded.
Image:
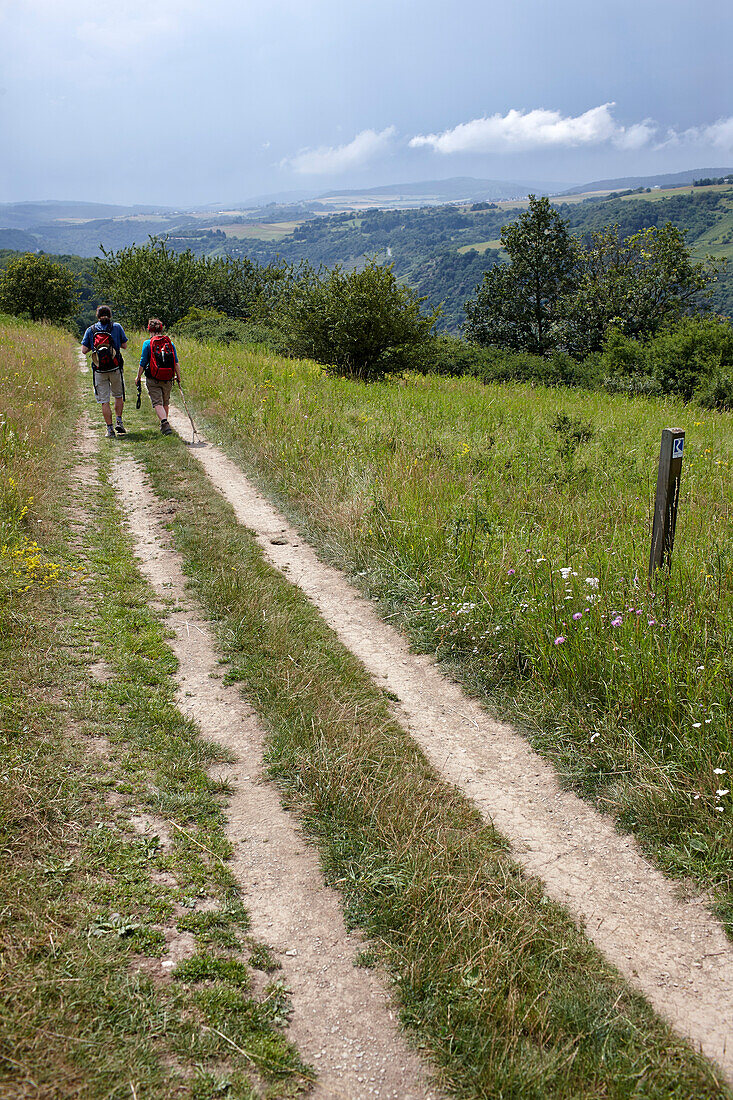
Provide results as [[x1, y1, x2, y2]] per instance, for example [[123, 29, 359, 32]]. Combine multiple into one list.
[[81, 305, 128, 437], [136, 319, 181, 436]]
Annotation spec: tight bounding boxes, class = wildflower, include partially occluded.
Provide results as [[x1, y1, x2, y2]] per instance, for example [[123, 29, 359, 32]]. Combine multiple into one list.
[[507, 569, 515, 575], [716, 789, 729, 797], [585, 577, 599, 588], [692, 722, 702, 728], [696, 665, 705, 671], [714, 768, 726, 775], [610, 616, 623, 627], [590, 732, 599, 742], [648, 618, 656, 626], [559, 567, 572, 579], [554, 636, 565, 645], [536, 557, 547, 564], [573, 612, 582, 620]]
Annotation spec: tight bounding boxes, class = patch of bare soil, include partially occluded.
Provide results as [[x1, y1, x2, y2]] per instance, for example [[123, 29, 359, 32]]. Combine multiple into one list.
[[111, 454, 439, 1100], [166, 407, 733, 1083]]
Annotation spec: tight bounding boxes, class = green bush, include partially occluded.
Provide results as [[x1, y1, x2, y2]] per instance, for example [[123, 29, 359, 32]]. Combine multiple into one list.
[[598, 317, 733, 402], [0, 253, 79, 324], [696, 366, 733, 410], [649, 316, 733, 400], [172, 308, 288, 353], [276, 260, 439, 381], [417, 333, 491, 376]]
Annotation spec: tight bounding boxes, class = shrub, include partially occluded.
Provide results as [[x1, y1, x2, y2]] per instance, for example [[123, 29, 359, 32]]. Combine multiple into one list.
[[276, 260, 439, 381], [649, 316, 733, 400], [0, 253, 79, 324], [696, 366, 733, 410], [172, 308, 289, 354], [416, 333, 491, 376]]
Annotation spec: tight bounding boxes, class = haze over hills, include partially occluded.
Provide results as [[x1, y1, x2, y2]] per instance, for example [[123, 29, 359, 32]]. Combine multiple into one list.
[[316, 176, 569, 205], [562, 167, 733, 195], [0, 201, 174, 231]]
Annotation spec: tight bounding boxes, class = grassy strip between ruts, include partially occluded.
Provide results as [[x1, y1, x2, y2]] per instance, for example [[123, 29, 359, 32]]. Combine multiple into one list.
[[0, 320, 311, 1098], [129, 401, 730, 1100], [167, 337, 733, 934]]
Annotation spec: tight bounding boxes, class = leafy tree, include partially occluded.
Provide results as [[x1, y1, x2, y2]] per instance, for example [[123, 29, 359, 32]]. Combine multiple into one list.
[[196, 254, 289, 320], [94, 237, 203, 328], [464, 195, 577, 354], [0, 252, 79, 323], [277, 260, 439, 380], [94, 237, 289, 328], [558, 223, 721, 358]]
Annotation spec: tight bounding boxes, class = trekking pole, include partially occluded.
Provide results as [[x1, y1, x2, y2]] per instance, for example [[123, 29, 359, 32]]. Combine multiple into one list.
[[177, 379, 201, 445]]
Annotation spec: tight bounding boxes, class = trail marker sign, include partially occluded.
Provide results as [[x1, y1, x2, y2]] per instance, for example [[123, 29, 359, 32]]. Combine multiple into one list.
[[649, 428, 685, 578]]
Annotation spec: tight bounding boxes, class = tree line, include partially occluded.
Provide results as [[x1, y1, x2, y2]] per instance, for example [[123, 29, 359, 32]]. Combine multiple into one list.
[[0, 198, 730, 403]]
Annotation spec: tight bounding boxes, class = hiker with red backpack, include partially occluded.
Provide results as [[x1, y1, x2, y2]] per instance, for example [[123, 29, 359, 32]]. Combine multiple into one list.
[[81, 305, 129, 437], [136, 319, 181, 436]]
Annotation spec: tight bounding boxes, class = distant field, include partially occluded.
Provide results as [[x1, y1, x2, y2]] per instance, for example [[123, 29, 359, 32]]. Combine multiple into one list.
[[218, 220, 303, 240], [457, 239, 503, 254]]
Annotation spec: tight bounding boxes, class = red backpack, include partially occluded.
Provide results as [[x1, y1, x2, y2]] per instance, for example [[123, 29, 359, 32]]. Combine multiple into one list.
[[149, 334, 176, 381], [92, 327, 120, 372]]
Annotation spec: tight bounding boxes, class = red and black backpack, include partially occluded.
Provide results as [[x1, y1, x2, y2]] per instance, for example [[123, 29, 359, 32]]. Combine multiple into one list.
[[92, 327, 120, 372], [149, 334, 176, 381]]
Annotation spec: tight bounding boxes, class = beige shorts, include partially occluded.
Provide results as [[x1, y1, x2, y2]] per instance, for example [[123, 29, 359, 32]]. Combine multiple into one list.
[[93, 368, 125, 404], [145, 376, 174, 409]]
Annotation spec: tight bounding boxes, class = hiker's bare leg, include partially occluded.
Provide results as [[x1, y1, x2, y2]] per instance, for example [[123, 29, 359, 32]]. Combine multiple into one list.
[[153, 403, 167, 423], [114, 396, 124, 419], [101, 401, 113, 426]]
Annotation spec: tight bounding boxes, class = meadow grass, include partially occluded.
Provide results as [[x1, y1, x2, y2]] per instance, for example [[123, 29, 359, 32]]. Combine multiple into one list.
[[126, 385, 730, 1099], [0, 319, 311, 1097], [171, 336, 733, 929]]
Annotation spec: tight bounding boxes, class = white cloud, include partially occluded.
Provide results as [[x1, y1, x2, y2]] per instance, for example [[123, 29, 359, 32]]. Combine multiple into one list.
[[410, 104, 656, 155], [614, 120, 657, 151], [662, 116, 733, 152], [284, 126, 397, 175]]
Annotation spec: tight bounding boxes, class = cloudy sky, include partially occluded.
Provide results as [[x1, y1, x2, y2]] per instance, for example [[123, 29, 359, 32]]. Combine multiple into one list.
[[1, 0, 731, 206]]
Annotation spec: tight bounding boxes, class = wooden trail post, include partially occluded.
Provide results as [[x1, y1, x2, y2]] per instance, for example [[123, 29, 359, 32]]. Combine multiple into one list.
[[649, 427, 685, 578]]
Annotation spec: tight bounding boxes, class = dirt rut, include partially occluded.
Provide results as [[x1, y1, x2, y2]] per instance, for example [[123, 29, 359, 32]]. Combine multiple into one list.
[[110, 454, 439, 1100], [166, 406, 733, 1081]]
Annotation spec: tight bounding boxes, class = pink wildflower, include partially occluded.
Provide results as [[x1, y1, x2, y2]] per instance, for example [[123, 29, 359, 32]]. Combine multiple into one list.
[[554, 636, 566, 645], [572, 612, 583, 620], [611, 616, 623, 627]]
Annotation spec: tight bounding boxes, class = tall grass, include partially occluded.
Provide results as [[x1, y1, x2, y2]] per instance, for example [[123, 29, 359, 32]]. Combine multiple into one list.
[[175, 337, 733, 926], [0, 316, 76, 602]]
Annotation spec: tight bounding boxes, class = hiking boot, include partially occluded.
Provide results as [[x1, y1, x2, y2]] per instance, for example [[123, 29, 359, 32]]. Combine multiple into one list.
[[160, 420, 173, 436], [106, 424, 116, 438], [115, 420, 127, 435]]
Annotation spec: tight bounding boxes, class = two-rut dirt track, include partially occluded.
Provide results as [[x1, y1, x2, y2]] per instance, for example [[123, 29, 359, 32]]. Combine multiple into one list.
[[110, 447, 439, 1100], [157, 403, 733, 1083]]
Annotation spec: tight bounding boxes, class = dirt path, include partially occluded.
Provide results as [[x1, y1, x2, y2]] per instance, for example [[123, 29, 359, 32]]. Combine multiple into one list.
[[110, 453, 439, 1100], [166, 406, 733, 1082]]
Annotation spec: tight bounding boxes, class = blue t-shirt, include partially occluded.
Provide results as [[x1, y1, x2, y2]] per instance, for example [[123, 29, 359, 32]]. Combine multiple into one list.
[[81, 321, 127, 354], [140, 338, 179, 373]]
